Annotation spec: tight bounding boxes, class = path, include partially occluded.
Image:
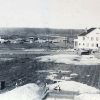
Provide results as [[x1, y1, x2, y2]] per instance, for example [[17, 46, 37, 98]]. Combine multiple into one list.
[[43, 89, 79, 100]]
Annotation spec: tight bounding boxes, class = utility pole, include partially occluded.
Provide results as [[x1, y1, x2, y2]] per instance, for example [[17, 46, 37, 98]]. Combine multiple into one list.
[[46, 28, 50, 50], [65, 35, 67, 49]]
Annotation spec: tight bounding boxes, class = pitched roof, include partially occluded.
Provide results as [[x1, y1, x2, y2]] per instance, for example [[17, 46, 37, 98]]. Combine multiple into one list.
[[79, 28, 96, 36]]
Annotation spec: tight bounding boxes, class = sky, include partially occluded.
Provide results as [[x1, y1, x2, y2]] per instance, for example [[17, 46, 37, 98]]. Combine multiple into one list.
[[0, 0, 100, 29]]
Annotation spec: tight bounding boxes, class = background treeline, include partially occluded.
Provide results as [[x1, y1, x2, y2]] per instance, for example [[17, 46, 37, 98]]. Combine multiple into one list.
[[0, 28, 84, 39]]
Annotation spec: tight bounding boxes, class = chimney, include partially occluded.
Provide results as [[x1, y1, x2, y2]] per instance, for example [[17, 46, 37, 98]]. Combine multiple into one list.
[[85, 28, 87, 33]]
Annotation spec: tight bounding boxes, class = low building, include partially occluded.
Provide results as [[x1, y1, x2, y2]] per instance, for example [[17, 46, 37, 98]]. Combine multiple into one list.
[[10, 39, 17, 44], [74, 28, 100, 51], [52, 36, 67, 48], [0, 37, 5, 43], [35, 38, 46, 43]]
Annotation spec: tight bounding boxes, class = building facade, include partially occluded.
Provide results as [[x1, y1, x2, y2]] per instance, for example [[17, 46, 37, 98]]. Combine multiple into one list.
[[74, 28, 100, 51]]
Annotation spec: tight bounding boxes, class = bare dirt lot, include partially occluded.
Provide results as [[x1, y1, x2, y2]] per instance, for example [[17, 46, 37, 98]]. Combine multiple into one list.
[[0, 49, 100, 93]]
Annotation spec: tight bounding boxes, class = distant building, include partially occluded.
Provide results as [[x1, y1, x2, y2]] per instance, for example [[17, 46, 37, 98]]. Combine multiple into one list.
[[27, 37, 35, 43], [74, 28, 100, 51], [0, 37, 5, 43], [52, 37, 66, 43], [10, 39, 17, 44], [35, 38, 46, 43], [35, 36, 67, 48], [28, 37, 34, 40], [52, 36, 67, 48], [10, 38, 23, 44]]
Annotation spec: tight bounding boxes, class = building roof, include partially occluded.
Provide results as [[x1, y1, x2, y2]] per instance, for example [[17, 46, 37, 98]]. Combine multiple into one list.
[[79, 28, 96, 36]]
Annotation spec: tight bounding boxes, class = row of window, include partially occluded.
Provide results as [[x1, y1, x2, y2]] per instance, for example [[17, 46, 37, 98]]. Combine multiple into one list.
[[79, 43, 98, 47], [83, 37, 99, 41]]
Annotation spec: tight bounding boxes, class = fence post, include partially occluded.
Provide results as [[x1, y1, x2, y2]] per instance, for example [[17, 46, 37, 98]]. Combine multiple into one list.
[[1, 81, 5, 90]]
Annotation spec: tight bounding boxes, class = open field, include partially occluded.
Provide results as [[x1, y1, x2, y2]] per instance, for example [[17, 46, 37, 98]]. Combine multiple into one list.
[[0, 49, 75, 58], [0, 51, 100, 93]]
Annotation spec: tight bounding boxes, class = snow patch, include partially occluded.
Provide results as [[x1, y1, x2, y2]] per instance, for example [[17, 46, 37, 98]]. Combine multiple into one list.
[[46, 98, 72, 100], [0, 83, 41, 100], [48, 80, 99, 94], [37, 54, 100, 65], [74, 93, 100, 100]]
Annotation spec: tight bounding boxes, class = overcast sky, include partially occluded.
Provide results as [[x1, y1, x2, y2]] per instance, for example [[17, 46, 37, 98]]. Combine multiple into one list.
[[0, 0, 100, 29]]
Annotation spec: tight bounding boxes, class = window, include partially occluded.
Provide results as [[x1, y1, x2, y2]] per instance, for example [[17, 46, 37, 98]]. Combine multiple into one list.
[[79, 43, 81, 45], [96, 37, 99, 41], [96, 33, 100, 34], [75, 41, 78, 46], [86, 43, 89, 47], [91, 37, 94, 41], [96, 44, 98, 47], [83, 37, 85, 40], [91, 43, 94, 47], [83, 43, 85, 46]]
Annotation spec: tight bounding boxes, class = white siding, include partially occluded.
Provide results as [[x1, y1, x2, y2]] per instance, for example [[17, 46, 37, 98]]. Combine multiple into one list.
[[74, 28, 100, 50]]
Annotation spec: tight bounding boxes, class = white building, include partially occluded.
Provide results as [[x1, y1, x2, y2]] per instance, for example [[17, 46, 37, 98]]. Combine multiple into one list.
[[35, 38, 46, 43], [52, 36, 67, 43], [74, 28, 100, 51], [0, 37, 5, 43]]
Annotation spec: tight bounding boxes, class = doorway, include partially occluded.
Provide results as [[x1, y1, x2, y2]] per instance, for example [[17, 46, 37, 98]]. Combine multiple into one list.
[[96, 44, 98, 47]]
